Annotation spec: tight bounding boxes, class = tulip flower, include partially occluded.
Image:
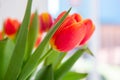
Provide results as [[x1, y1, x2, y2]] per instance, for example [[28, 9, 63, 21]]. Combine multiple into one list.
[[4, 18, 20, 39], [0, 31, 2, 40], [50, 12, 95, 52], [39, 12, 53, 32]]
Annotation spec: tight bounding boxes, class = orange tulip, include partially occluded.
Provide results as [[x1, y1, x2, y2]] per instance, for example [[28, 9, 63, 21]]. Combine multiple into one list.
[[0, 31, 2, 40], [39, 12, 53, 32], [50, 11, 95, 52], [4, 18, 20, 38]]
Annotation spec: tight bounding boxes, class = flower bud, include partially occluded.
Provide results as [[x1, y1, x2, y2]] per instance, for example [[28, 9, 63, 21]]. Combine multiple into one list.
[[50, 12, 95, 52], [4, 18, 20, 39], [39, 12, 53, 32]]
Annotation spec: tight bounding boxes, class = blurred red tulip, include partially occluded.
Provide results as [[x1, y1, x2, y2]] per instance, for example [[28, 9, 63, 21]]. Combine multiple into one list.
[[50, 11, 95, 52], [4, 18, 20, 38], [0, 31, 2, 40], [39, 12, 53, 32]]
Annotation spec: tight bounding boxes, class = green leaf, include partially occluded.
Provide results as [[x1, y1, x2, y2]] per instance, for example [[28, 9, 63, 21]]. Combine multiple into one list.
[[44, 50, 60, 66], [0, 39, 6, 79], [26, 48, 53, 80], [4, 0, 32, 80], [34, 64, 54, 80], [62, 72, 88, 80], [0, 38, 14, 80], [24, 11, 39, 62], [54, 49, 85, 80], [18, 8, 71, 80], [53, 52, 66, 69], [0, 39, 7, 80], [0, 40, 4, 79], [44, 50, 66, 69], [82, 45, 94, 56], [85, 47, 94, 56]]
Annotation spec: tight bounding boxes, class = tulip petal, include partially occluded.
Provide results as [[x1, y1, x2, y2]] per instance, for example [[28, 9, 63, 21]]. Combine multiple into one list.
[[79, 19, 95, 45], [54, 11, 67, 23], [52, 14, 81, 44], [51, 22, 86, 52], [71, 13, 82, 22]]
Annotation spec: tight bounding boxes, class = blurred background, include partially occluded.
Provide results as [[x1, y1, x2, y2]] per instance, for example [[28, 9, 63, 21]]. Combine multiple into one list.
[[0, 0, 120, 80]]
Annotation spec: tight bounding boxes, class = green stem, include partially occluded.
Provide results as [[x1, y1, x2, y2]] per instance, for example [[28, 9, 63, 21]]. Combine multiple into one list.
[[25, 48, 53, 80], [38, 48, 53, 64], [54, 52, 66, 70]]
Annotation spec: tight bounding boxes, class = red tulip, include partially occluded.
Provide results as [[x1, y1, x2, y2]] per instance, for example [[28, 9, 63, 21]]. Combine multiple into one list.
[[50, 11, 95, 52], [4, 18, 20, 38], [39, 12, 53, 32], [0, 31, 2, 40]]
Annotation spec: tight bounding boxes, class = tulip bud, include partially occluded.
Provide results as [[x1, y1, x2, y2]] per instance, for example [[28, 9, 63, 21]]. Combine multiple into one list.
[[39, 12, 53, 32], [4, 18, 20, 39], [50, 12, 95, 52], [50, 12, 84, 52]]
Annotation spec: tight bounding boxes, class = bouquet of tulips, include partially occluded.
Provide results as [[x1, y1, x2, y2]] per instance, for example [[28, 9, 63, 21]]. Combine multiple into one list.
[[0, 0, 95, 80]]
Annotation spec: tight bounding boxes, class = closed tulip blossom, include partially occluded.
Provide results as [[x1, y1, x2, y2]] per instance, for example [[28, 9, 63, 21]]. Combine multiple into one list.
[[39, 12, 53, 32], [50, 11, 95, 52], [4, 18, 20, 38]]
